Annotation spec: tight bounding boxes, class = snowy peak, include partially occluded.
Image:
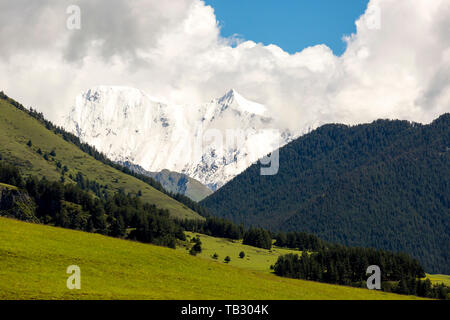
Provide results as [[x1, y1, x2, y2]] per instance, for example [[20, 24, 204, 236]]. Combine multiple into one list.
[[76, 86, 163, 118], [64, 86, 293, 191], [81, 86, 147, 107], [217, 89, 267, 116]]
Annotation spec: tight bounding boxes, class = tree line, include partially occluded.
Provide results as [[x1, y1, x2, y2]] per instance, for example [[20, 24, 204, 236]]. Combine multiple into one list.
[[274, 231, 326, 251], [179, 218, 273, 249], [0, 156, 273, 251], [243, 228, 272, 250], [179, 216, 243, 240], [274, 246, 449, 299], [0, 162, 185, 248]]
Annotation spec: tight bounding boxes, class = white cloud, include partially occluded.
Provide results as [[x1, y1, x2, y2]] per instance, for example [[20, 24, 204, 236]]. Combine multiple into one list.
[[0, 0, 449, 131]]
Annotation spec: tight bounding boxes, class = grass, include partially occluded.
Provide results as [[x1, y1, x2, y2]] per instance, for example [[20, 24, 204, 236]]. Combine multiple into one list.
[[0, 217, 427, 300], [0, 182, 18, 190], [185, 178, 213, 201], [179, 232, 302, 273], [0, 99, 202, 220], [426, 274, 450, 286]]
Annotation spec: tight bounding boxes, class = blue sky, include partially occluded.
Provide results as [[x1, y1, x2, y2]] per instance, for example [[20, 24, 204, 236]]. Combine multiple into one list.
[[204, 0, 370, 56]]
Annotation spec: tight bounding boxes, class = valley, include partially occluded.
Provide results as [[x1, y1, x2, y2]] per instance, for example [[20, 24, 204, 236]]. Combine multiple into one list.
[[0, 91, 448, 300], [1, 0, 449, 305]]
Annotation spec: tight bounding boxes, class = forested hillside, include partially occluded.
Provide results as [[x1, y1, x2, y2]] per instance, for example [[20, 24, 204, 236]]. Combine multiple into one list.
[[0, 92, 204, 220], [202, 115, 450, 274]]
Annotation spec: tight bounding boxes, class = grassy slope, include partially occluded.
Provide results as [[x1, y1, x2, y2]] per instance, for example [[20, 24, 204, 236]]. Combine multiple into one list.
[[0, 99, 202, 220], [178, 232, 302, 273], [0, 182, 18, 190], [149, 169, 212, 202], [426, 274, 450, 286], [185, 178, 213, 202], [0, 217, 425, 300]]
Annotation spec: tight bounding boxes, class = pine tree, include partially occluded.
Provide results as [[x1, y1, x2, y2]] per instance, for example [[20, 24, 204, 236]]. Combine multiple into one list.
[[189, 236, 202, 256]]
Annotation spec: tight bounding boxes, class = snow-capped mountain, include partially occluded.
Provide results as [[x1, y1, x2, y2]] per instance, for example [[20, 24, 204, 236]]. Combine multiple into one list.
[[64, 86, 293, 190]]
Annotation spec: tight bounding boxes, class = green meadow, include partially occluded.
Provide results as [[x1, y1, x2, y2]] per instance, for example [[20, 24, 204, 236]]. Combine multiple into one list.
[[426, 274, 450, 286], [0, 217, 427, 300], [0, 182, 18, 190], [178, 232, 302, 273]]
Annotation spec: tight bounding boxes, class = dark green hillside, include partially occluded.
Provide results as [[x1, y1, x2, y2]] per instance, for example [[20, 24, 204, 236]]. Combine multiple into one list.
[[202, 115, 450, 274]]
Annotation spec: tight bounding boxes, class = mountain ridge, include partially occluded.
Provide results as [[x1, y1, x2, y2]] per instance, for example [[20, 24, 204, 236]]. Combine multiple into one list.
[[63, 86, 294, 190]]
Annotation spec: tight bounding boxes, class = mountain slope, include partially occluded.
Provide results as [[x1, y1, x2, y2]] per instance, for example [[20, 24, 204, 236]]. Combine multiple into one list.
[[148, 170, 212, 201], [0, 94, 203, 220], [121, 162, 212, 201], [201, 115, 450, 274], [0, 217, 423, 300], [64, 86, 293, 190]]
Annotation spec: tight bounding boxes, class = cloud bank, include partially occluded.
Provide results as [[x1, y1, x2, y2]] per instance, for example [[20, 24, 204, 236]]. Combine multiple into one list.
[[0, 0, 449, 131]]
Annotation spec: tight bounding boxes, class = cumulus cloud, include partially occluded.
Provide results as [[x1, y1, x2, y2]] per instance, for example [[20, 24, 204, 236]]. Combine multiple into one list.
[[0, 0, 449, 132]]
